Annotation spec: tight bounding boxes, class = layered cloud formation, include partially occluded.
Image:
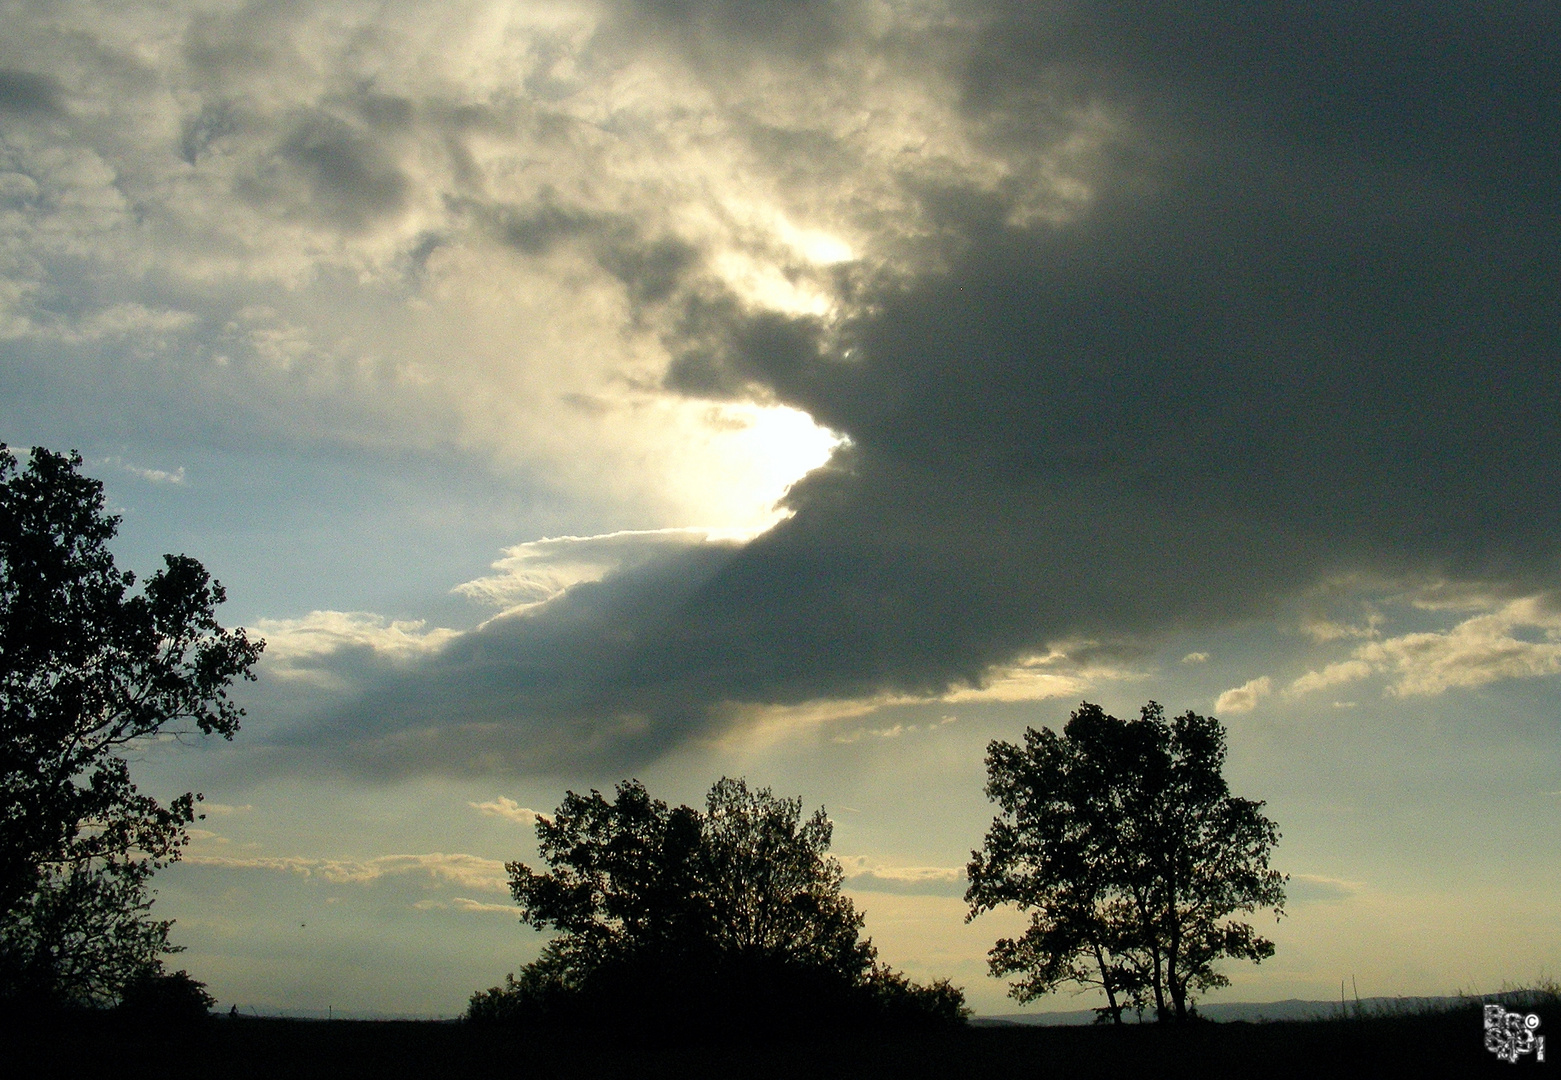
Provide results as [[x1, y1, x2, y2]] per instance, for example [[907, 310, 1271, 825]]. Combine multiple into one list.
[[7, 2, 1559, 774]]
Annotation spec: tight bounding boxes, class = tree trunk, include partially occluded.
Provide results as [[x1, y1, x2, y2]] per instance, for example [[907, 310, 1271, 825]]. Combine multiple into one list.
[[1167, 934, 1186, 1021], [1166, 875, 1184, 1023], [1151, 946, 1167, 1022], [1092, 943, 1122, 1024]]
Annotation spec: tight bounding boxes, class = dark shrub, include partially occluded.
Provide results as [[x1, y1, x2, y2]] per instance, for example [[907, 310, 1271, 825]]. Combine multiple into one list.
[[116, 969, 215, 1022]]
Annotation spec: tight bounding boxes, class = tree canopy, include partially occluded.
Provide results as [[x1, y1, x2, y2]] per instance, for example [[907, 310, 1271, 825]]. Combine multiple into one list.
[[966, 701, 1286, 1023], [473, 777, 965, 1033], [0, 445, 262, 1006]]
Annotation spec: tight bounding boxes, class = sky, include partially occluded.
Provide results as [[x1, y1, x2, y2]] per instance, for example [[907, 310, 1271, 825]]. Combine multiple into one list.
[[2, 0, 1559, 1018]]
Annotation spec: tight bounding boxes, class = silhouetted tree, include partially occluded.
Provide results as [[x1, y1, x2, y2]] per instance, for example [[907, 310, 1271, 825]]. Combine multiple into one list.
[[696, 777, 870, 977], [967, 702, 1286, 1023], [0, 446, 263, 1006], [476, 777, 966, 1033]]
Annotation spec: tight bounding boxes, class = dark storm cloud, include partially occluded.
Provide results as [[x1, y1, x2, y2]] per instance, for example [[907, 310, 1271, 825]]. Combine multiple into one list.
[[282, 1, 1561, 775], [277, 538, 746, 776], [469, 197, 702, 307], [603, 0, 855, 58], [0, 69, 65, 116], [235, 109, 410, 231], [704, 2, 1561, 589]]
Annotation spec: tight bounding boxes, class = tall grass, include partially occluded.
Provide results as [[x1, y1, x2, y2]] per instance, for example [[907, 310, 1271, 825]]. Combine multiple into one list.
[[1327, 974, 1560, 1022]]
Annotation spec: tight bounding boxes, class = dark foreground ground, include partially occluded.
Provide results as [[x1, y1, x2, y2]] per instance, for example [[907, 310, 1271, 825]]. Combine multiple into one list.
[[4, 1000, 1551, 1079]]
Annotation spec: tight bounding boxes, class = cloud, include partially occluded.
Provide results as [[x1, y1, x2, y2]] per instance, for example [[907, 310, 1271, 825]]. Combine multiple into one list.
[[1300, 615, 1382, 644], [1181, 652, 1209, 665], [469, 796, 548, 827], [837, 856, 966, 897], [1286, 660, 1374, 698], [452, 528, 743, 614], [412, 896, 519, 916], [940, 646, 1144, 704], [266, 560, 1148, 775], [252, 611, 461, 688], [1361, 597, 1561, 697], [10, 2, 1561, 775], [104, 456, 186, 485], [1215, 676, 1272, 715], [0, 68, 65, 116], [1287, 873, 1361, 904], [1287, 595, 1561, 699], [0, 0, 858, 530], [180, 852, 509, 894], [831, 724, 909, 745], [199, 803, 254, 817], [830, 715, 955, 745]]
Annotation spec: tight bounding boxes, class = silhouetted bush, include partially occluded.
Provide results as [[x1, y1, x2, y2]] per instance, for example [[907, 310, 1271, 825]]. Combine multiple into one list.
[[470, 777, 969, 1038], [116, 969, 215, 1022], [863, 964, 970, 1029], [470, 949, 968, 1040]]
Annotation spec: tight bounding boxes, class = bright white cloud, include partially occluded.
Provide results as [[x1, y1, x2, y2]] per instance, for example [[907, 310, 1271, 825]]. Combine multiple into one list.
[[1216, 675, 1272, 714], [943, 646, 1143, 703], [1286, 659, 1373, 698], [252, 611, 460, 685], [1286, 594, 1561, 699], [468, 796, 548, 827], [453, 528, 733, 613], [1362, 597, 1561, 697]]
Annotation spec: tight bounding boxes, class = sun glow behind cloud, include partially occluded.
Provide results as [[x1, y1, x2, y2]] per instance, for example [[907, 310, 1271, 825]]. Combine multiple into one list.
[[675, 402, 846, 534], [0, 0, 1113, 542]]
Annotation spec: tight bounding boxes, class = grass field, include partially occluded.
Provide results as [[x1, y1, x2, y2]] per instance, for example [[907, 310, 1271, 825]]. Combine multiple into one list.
[[5, 993, 1552, 1080]]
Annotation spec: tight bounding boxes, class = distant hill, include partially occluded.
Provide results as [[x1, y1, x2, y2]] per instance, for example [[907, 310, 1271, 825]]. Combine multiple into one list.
[[244, 995, 1476, 1026], [974, 995, 1473, 1026]]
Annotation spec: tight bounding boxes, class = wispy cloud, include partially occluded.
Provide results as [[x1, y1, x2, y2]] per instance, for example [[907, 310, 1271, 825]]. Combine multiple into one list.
[[104, 456, 187, 485], [1363, 597, 1561, 696], [413, 897, 517, 916], [181, 852, 509, 894], [1286, 873, 1362, 903], [1300, 613, 1382, 643], [830, 715, 956, 745], [452, 528, 741, 615], [199, 803, 254, 817]]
